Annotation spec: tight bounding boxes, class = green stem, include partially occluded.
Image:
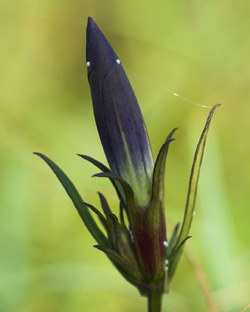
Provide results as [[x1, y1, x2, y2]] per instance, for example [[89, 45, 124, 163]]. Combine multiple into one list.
[[147, 290, 163, 312]]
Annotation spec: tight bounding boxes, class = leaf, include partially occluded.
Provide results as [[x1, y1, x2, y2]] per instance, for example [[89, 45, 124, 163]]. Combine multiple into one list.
[[78, 154, 110, 172], [169, 236, 192, 262], [168, 236, 192, 279], [98, 192, 113, 218], [34, 153, 109, 247], [109, 213, 122, 250], [78, 154, 126, 204], [94, 245, 148, 295], [167, 223, 180, 258], [169, 103, 221, 279], [93, 171, 137, 220], [151, 128, 178, 202], [83, 201, 109, 232], [94, 245, 139, 278], [119, 201, 127, 227]]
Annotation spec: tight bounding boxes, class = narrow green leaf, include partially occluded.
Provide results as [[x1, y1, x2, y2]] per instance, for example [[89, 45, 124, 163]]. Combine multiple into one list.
[[78, 154, 126, 203], [94, 245, 139, 278], [167, 223, 180, 258], [78, 154, 110, 172], [94, 245, 147, 295], [168, 236, 192, 279], [84, 201, 117, 247], [109, 213, 121, 250], [83, 201, 109, 232], [93, 172, 137, 219], [34, 153, 109, 247], [119, 201, 126, 227], [169, 236, 192, 262], [98, 192, 113, 218], [151, 128, 178, 202], [169, 103, 221, 279]]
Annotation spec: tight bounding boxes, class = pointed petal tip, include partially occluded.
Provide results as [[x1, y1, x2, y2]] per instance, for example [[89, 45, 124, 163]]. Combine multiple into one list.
[[87, 16, 97, 32], [86, 17, 117, 76]]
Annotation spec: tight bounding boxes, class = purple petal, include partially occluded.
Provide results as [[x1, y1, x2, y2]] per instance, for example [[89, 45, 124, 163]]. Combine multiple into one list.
[[86, 17, 154, 205]]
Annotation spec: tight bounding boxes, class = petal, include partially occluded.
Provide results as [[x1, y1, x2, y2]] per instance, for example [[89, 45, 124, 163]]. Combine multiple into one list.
[[86, 17, 154, 205]]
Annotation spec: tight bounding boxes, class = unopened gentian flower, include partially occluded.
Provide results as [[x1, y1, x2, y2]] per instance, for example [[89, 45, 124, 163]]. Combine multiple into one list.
[[35, 17, 220, 312]]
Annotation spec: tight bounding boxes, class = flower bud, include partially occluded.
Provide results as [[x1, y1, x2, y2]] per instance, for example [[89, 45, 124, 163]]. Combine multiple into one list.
[[86, 17, 154, 206]]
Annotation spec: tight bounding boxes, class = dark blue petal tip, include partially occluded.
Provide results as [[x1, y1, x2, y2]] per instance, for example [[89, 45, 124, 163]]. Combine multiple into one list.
[[86, 17, 117, 78]]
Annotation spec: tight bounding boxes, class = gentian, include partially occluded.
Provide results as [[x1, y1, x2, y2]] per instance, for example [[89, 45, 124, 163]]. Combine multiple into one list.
[[35, 17, 220, 312], [86, 17, 154, 206]]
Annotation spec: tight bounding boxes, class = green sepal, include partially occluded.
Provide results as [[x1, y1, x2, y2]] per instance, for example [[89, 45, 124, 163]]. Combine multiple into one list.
[[78, 154, 126, 203], [82, 201, 116, 247], [109, 213, 121, 250], [167, 223, 180, 258], [93, 245, 139, 279], [168, 236, 192, 280], [98, 192, 113, 218], [93, 172, 137, 220], [83, 201, 109, 231], [169, 103, 221, 279], [94, 244, 149, 296], [168, 236, 192, 263], [34, 153, 109, 247], [119, 201, 126, 227], [151, 128, 178, 203], [78, 154, 110, 171]]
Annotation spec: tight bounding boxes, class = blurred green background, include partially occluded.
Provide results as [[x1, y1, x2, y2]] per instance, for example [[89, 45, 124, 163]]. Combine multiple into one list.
[[1, 0, 249, 311]]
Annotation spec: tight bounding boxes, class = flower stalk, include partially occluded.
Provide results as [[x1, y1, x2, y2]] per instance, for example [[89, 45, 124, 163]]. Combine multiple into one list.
[[34, 16, 220, 311], [148, 289, 163, 312]]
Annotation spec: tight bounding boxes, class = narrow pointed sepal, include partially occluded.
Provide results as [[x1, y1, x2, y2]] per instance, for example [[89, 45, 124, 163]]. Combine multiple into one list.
[[166, 223, 180, 258], [93, 171, 137, 220], [33, 153, 108, 247], [151, 127, 179, 203], [94, 244, 150, 296], [78, 154, 110, 172], [128, 128, 178, 283], [93, 245, 141, 282], [78, 154, 126, 203], [168, 103, 221, 279], [83, 201, 109, 231], [98, 192, 113, 217], [168, 236, 192, 262]]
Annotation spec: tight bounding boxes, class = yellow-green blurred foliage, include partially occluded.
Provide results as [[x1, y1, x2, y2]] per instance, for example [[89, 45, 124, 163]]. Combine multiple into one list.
[[1, 1, 249, 311]]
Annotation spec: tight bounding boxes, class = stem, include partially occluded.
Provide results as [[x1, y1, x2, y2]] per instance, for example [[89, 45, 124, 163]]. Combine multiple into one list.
[[238, 302, 250, 312], [185, 247, 217, 312], [147, 290, 163, 312]]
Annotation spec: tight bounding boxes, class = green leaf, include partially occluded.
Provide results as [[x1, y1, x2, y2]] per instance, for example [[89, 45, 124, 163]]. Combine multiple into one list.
[[78, 154, 126, 204], [169, 236, 192, 262], [94, 245, 148, 295], [167, 223, 180, 258], [109, 214, 121, 248], [34, 153, 109, 247], [93, 172, 137, 219], [83, 201, 109, 232], [169, 103, 221, 279], [78, 154, 110, 172], [151, 128, 178, 203], [98, 192, 113, 218], [94, 245, 139, 278]]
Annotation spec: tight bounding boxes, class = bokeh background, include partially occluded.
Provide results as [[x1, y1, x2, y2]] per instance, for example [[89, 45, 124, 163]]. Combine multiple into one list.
[[1, 0, 249, 311]]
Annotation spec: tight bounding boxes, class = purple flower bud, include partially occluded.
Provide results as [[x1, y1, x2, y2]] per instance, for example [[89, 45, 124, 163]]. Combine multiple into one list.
[[86, 17, 154, 206]]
